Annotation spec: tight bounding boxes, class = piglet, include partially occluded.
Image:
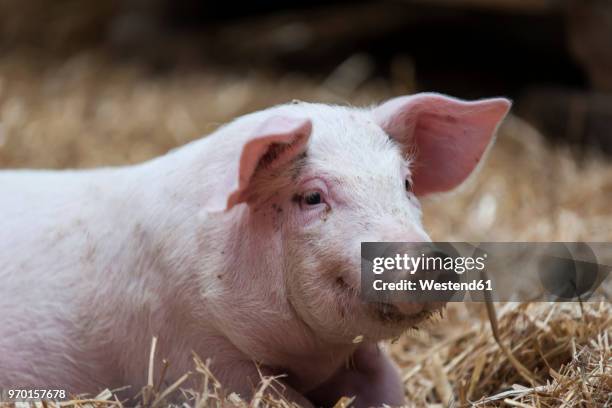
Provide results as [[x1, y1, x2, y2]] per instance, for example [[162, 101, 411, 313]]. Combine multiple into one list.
[[0, 93, 510, 406]]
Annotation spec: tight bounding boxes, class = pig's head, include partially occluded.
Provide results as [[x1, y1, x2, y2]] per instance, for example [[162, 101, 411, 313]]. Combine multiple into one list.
[[204, 93, 510, 344]]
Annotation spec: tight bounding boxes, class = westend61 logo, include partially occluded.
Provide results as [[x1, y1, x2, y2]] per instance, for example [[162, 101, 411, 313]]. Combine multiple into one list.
[[361, 242, 611, 303]]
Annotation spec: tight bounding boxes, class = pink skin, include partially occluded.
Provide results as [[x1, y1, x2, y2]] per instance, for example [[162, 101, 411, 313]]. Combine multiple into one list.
[[0, 93, 510, 406], [308, 344, 405, 407]]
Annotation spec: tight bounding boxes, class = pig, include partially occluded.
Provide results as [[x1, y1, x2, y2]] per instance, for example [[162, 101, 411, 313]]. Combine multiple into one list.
[[0, 93, 510, 407]]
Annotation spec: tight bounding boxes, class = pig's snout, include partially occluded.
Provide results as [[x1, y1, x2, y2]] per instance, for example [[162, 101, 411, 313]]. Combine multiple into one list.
[[379, 248, 449, 317]]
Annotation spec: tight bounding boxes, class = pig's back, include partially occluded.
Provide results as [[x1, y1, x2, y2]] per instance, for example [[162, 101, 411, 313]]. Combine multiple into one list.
[[0, 169, 102, 270]]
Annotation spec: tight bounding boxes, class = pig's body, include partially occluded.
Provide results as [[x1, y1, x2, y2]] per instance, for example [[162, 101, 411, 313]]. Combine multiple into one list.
[[0, 166, 202, 391], [0, 124, 388, 402], [0, 155, 351, 396], [0, 95, 509, 406]]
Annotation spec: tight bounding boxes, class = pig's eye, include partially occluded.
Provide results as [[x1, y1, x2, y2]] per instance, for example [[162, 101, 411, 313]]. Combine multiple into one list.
[[295, 179, 329, 213], [304, 191, 322, 205], [405, 179, 413, 192]]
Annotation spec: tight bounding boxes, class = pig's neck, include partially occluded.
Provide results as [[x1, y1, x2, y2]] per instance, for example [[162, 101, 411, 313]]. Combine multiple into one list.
[[195, 207, 357, 389], [126, 143, 356, 390]]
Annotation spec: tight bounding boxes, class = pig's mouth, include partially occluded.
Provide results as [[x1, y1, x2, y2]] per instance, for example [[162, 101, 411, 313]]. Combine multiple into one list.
[[370, 302, 438, 325], [333, 275, 440, 325]]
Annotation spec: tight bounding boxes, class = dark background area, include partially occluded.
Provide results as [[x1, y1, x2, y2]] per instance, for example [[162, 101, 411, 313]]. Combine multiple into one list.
[[0, 0, 611, 153]]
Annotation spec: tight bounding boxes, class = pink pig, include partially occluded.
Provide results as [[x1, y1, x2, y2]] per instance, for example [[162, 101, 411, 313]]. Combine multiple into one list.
[[0, 93, 509, 406]]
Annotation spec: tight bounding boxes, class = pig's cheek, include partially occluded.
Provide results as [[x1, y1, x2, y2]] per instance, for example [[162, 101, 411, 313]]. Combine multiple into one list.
[[293, 205, 330, 227], [408, 194, 422, 212]]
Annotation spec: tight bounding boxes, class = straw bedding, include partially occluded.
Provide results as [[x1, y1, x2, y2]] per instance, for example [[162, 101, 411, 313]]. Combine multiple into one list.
[[0, 52, 610, 407]]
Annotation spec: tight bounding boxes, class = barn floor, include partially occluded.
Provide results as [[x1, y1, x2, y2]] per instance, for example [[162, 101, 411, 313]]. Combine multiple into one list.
[[0, 51, 610, 407]]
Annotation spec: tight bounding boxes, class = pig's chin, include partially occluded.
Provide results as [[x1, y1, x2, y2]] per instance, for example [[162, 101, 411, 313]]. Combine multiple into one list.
[[368, 302, 438, 326], [350, 303, 444, 342], [333, 276, 440, 340]]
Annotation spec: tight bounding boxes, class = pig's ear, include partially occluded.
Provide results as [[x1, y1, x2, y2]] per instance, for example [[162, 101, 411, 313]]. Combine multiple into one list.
[[373, 93, 511, 196], [206, 116, 312, 212]]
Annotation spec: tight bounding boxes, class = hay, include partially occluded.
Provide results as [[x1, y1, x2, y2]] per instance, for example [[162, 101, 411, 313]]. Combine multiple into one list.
[[392, 302, 611, 407], [1, 303, 608, 407], [0, 51, 610, 407]]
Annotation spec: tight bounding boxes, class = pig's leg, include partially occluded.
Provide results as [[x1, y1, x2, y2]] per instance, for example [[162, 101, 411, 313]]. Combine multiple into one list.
[[307, 343, 405, 408], [215, 360, 315, 408]]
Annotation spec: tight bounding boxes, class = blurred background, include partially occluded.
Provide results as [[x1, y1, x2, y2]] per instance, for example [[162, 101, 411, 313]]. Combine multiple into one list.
[[0, 0, 611, 237], [0, 0, 612, 241], [1, 2, 611, 405]]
